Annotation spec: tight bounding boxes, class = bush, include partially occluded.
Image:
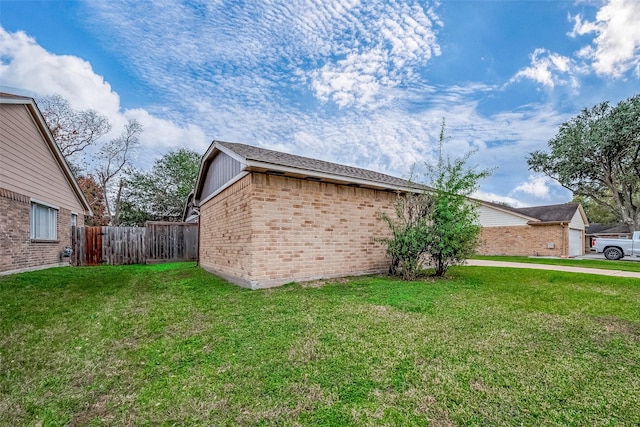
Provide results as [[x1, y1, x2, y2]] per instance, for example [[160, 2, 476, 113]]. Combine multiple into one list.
[[379, 121, 491, 279]]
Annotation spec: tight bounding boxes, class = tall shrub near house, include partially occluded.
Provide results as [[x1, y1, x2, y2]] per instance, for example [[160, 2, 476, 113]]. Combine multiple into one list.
[[378, 186, 433, 280], [427, 147, 490, 277], [379, 122, 491, 279]]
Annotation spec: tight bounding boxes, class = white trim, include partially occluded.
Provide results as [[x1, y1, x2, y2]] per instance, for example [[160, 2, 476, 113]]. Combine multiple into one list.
[[30, 198, 59, 210], [215, 142, 249, 166], [198, 171, 250, 206]]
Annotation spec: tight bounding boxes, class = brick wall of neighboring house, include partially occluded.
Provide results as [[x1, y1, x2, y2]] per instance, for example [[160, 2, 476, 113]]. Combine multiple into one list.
[[198, 173, 396, 288], [477, 224, 567, 257], [0, 188, 83, 274]]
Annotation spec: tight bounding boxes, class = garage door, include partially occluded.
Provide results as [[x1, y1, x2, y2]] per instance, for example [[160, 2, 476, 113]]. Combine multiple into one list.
[[569, 229, 583, 257]]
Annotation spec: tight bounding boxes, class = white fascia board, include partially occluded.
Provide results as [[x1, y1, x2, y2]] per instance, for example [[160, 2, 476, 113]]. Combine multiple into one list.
[[23, 99, 94, 216], [244, 159, 418, 193], [214, 142, 249, 166]]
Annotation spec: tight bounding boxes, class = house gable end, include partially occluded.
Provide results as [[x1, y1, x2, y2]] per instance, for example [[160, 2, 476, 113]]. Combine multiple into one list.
[[478, 204, 533, 227], [0, 102, 88, 214], [0, 94, 91, 215], [569, 208, 586, 230], [199, 150, 244, 203]]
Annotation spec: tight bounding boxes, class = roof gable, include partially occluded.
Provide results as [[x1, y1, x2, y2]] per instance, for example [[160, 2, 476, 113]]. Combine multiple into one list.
[[0, 92, 92, 215]]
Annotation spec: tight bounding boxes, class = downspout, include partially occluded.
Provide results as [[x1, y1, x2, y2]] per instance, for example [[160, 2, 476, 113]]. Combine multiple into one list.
[[561, 222, 566, 258], [194, 207, 201, 267]]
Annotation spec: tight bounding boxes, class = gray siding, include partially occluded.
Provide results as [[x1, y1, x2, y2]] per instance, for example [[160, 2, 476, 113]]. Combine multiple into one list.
[[201, 151, 242, 201]]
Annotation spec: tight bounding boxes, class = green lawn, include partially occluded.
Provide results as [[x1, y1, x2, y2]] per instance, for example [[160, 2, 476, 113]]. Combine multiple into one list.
[[472, 255, 640, 273], [1, 263, 639, 426]]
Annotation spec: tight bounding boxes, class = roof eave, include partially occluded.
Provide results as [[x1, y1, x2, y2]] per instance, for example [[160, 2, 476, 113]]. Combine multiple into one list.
[[527, 221, 568, 226], [193, 140, 424, 201]]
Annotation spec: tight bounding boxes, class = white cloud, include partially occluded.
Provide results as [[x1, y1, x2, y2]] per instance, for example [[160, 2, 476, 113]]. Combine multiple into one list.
[[569, 0, 640, 77], [510, 48, 580, 89], [0, 27, 208, 169], [511, 0, 640, 89], [511, 174, 554, 199], [472, 191, 528, 208], [0, 2, 578, 208], [0, 27, 120, 115], [306, 2, 442, 108]]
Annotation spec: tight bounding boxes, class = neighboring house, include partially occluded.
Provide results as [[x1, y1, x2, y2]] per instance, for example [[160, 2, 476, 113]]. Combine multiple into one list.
[[182, 191, 199, 223], [585, 223, 633, 250], [477, 201, 588, 257], [0, 92, 92, 274], [192, 140, 418, 289]]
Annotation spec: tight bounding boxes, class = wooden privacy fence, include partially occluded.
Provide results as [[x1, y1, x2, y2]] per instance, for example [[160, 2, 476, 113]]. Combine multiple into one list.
[[72, 222, 198, 266]]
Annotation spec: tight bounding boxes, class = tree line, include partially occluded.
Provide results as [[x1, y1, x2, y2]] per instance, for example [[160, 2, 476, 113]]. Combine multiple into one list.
[[39, 95, 200, 226]]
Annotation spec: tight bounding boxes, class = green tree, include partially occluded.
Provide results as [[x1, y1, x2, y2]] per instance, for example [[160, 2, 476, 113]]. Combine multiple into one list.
[[379, 122, 491, 279], [528, 94, 640, 230], [119, 148, 200, 226], [572, 195, 621, 225], [427, 133, 492, 277]]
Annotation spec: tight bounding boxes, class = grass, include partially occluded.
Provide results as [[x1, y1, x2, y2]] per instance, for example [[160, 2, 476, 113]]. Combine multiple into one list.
[[1, 263, 639, 426], [472, 254, 640, 273]]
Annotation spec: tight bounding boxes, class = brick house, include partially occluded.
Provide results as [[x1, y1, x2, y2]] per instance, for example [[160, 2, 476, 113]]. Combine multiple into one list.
[[192, 141, 419, 289], [0, 92, 92, 274], [476, 201, 588, 257]]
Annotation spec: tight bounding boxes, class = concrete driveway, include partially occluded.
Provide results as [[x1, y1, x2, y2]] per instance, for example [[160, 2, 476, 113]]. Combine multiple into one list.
[[577, 252, 640, 262], [465, 259, 640, 279]]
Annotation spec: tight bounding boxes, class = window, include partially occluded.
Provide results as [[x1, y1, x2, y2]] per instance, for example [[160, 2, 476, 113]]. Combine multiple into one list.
[[71, 213, 78, 227], [30, 202, 58, 240]]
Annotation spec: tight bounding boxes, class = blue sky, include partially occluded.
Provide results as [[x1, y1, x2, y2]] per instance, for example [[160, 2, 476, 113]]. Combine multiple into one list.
[[1, 0, 639, 207]]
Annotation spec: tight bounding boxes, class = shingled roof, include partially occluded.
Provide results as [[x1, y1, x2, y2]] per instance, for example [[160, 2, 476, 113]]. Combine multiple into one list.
[[513, 203, 582, 222], [586, 223, 632, 234], [480, 200, 586, 224], [214, 141, 423, 191]]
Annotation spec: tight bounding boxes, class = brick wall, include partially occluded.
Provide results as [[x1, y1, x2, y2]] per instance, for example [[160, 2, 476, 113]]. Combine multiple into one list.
[[199, 175, 254, 284], [249, 174, 396, 287], [198, 173, 396, 288], [477, 224, 568, 257], [0, 188, 83, 274]]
